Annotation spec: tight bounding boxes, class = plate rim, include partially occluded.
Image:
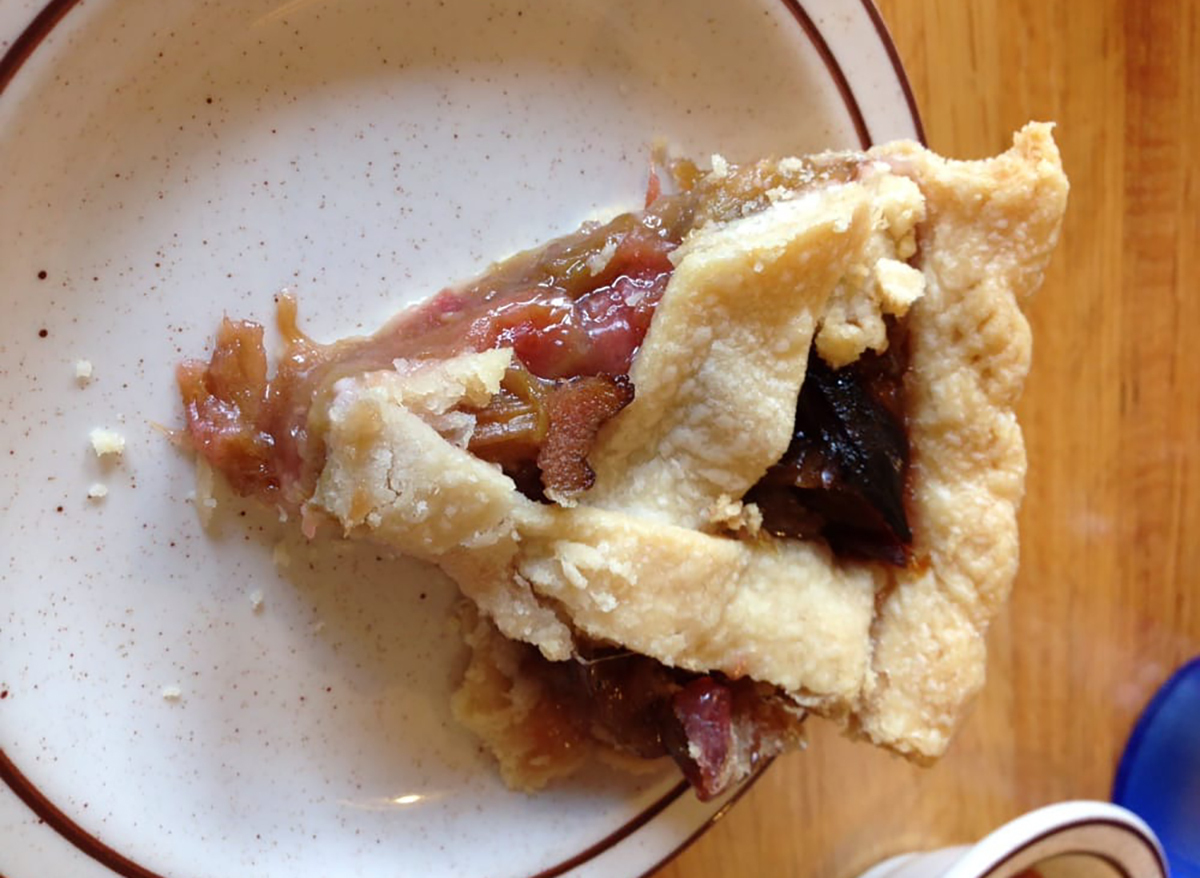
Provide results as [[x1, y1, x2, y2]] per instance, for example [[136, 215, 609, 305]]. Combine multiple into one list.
[[0, 0, 923, 875]]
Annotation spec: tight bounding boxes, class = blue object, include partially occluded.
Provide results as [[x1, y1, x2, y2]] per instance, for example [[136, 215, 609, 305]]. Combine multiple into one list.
[[1114, 656, 1200, 878]]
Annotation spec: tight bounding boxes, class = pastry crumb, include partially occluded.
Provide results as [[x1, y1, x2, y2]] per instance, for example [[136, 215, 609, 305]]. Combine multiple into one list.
[[248, 589, 264, 612], [86, 483, 108, 499], [89, 428, 125, 457], [704, 494, 762, 536], [75, 360, 93, 384], [161, 685, 182, 701]]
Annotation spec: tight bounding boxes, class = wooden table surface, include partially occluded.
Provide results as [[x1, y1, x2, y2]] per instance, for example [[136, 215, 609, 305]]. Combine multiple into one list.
[[659, 1, 1200, 875]]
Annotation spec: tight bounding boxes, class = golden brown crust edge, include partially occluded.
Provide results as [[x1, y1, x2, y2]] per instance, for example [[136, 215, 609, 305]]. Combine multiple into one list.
[[857, 123, 1068, 757]]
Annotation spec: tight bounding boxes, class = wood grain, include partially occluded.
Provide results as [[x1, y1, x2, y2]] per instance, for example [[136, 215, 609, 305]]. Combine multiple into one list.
[[656, 1, 1200, 875]]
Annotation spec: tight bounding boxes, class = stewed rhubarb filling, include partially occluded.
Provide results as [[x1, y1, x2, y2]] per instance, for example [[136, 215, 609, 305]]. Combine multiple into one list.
[[177, 155, 915, 799], [178, 152, 910, 552], [526, 641, 804, 800]]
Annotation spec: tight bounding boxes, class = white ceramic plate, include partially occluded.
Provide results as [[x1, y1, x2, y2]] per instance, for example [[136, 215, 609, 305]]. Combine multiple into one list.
[[0, 1, 920, 875]]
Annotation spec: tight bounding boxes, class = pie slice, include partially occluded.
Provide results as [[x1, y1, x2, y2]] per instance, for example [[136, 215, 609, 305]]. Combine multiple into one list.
[[177, 124, 1068, 799]]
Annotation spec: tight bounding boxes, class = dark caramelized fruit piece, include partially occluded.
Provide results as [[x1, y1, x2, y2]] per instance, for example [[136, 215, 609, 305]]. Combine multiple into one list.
[[468, 364, 634, 502], [467, 365, 555, 468], [660, 677, 735, 800], [466, 364, 555, 501], [537, 374, 634, 499], [533, 647, 747, 800], [750, 327, 912, 566], [562, 649, 682, 759]]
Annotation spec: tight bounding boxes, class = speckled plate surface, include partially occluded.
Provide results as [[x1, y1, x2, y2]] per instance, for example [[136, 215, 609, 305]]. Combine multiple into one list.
[[0, 1, 919, 875]]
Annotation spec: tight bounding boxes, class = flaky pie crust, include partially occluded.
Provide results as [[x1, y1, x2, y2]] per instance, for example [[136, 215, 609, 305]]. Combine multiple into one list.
[[310, 124, 1069, 773]]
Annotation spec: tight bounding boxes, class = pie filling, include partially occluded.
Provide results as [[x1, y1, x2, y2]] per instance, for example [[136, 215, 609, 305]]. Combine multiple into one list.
[[178, 153, 910, 549], [510, 638, 804, 799], [749, 318, 911, 566], [178, 155, 914, 799]]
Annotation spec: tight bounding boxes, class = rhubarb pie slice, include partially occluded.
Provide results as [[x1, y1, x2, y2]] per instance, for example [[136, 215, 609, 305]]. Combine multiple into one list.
[[177, 124, 1068, 799]]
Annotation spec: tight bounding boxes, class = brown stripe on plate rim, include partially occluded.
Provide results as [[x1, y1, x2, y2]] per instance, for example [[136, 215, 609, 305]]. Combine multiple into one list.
[[635, 758, 774, 878], [0, 0, 922, 875], [860, 0, 928, 145], [778, 0, 872, 149], [529, 779, 690, 878], [0, 0, 78, 94], [0, 749, 165, 878], [975, 817, 1168, 878]]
